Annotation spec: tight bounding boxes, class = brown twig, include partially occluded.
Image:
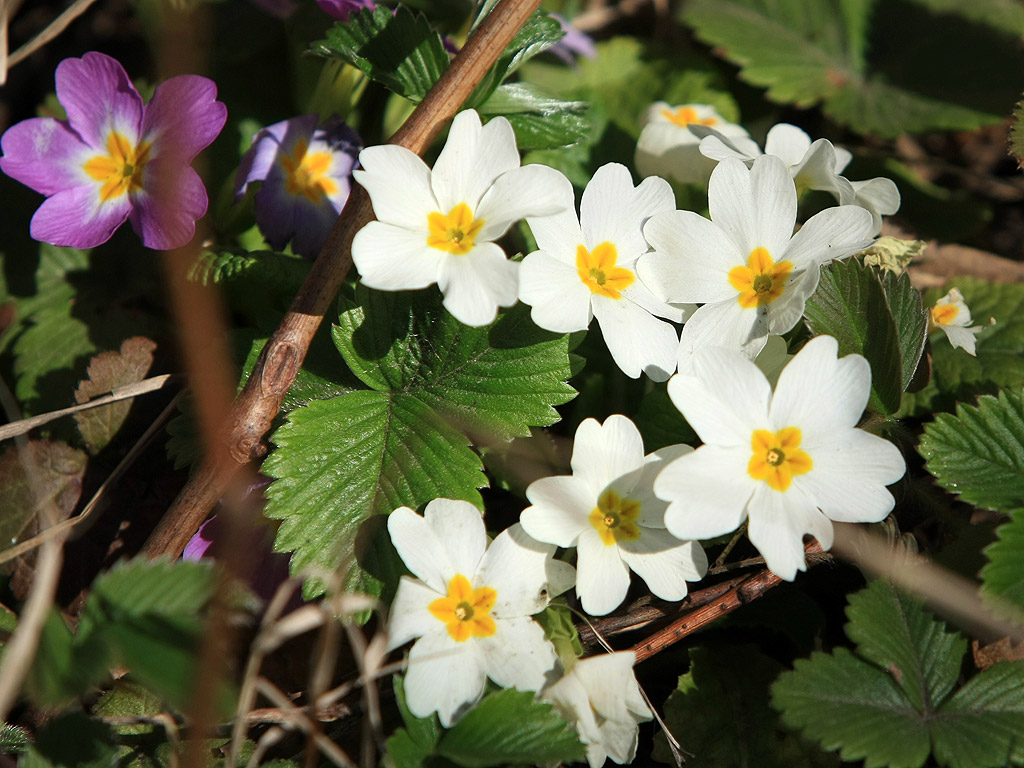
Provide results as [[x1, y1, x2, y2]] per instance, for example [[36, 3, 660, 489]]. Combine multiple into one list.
[[143, 0, 545, 561], [630, 542, 826, 664]]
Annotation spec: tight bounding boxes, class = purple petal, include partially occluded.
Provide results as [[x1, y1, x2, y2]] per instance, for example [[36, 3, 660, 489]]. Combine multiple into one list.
[[131, 159, 208, 249], [548, 14, 596, 65], [236, 115, 318, 197], [30, 185, 131, 248], [290, 197, 340, 258], [253, 178, 298, 251], [183, 517, 217, 560], [0, 117, 92, 196], [142, 74, 227, 163], [56, 52, 143, 150], [316, 0, 374, 21]]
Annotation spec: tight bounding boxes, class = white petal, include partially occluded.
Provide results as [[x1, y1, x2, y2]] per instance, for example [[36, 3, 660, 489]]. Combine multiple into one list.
[[423, 498, 489, 576], [477, 164, 573, 241], [521, 475, 593, 548], [355, 145, 437, 229], [698, 129, 762, 164], [599, 716, 641, 765], [479, 615, 557, 691], [765, 266, 820, 336], [676, 299, 768, 372], [623, 277, 691, 323], [580, 163, 674, 257], [746, 484, 834, 581], [352, 222, 445, 291], [639, 210, 742, 305], [431, 110, 519, 212], [404, 628, 485, 727], [387, 576, 443, 650], [576, 531, 632, 615], [941, 324, 981, 355], [762, 123, 811, 168], [525, 195, 583, 263], [544, 673, 602, 747], [436, 241, 518, 326], [796, 429, 904, 523], [769, 335, 870, 441], [593, 296, 679, 381], [619, 531, 707, 601], [519, 251, 593, 332], [571, 652, 638, 723], [748, 154, 799, 259], [629, 443, 694, 528], [790, 139, 852, 201], [388, 506, 455, 592], [570, 415, 645, 493], [477, 523, 562, 618], [782, 205, 874, 270], [635, 122, 714, 184], [656, 446, 755, 540]]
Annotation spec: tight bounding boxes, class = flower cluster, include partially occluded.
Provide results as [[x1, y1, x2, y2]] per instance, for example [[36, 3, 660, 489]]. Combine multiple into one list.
[[929, 287, 989, 356]]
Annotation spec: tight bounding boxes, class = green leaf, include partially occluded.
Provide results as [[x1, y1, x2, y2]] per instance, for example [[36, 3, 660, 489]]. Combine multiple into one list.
[[264, 391, 485, 599], [188, 249, 309, 292], [878, 270, 929, 393], [981, 515, 1024, 613], [478, 83, 589, 150], [387, 675, 442, 767], [904, 0, 1024, 37], [1012, 97, 1024, 169], [633, 382, 698, 452], [314, 6, 449, 102], [22, 713, 119, 768], [919, 389, 1024, 514], [655, 645, 838, 767], [901, 279, 1024, 416], [0, 723, 30, 753], [27, 609, 110, 708], [803, 260, 903, 414], [92, 681, 166, 736], [437, 689, 584, 767], [681, 0, 1022, 137]]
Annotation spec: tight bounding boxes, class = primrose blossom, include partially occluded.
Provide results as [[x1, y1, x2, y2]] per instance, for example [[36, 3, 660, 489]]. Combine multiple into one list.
[[236, 114, 361, 258], [929, 287, 987, 356], [521, 415, 707, 616], [635, 102, 752, 185], [352, 109, 572, 326], [638, 155, 875, 369], [386, 498, 575, 726], [697, 122, 900, 233], [0, 52, 226, 250], [520, 163, 690, 381], [542, 651, 651, 768], [654, 335, 906, 580]]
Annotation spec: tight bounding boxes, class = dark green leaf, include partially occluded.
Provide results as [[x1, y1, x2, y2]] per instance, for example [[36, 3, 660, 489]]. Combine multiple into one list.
[[981, 515, 1024, 613], [92, 681, 166, 736], [22, 713, 119, 768], [188, 249, 309, 293], [466, 11, 565, 108], [0, 723, 30, 753], [633, 382, 697, 451], [879, 270, 929, 392], [26, 609, 110, 708], [804, 260, 903, 414], [437, 689, 584, 767], [919, 389, 1024, 514], [933, 662, 1024, 768], [1012, 97, 1024, 169], [314, 6, 449, 102], [904, 0, 1024, 37], [478, 83, 589, 150]]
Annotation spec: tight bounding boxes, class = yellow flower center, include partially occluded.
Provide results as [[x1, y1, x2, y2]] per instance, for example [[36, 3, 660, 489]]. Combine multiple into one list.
[[428, 574, 497, 643], [280, 139, 338, 204], [576, 242, 635, 300], [747, 427, 813, 492], [82, 131, 152, 202], [427, 203, 485, 255], [660, 106, 719, 128], [930, 303, 958, 329], [728, 247, 794, 308], [589, 489, 641, 546]]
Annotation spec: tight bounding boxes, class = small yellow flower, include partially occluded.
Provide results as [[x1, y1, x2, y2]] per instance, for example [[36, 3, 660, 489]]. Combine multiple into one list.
[[428, 573, 497, 643], [747, 427, 813, 492], [729, 247, 794, 309], [426, 203, 485, 255], [588, 488, 642, 546], [576, 242, 635, 300], [280, 138, 339, 203], [82, 131, 152, 202]]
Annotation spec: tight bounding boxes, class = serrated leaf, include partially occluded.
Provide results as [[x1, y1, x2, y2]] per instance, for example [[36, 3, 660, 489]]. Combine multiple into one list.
[[0, 723, 30, 753], [901, 279, 1024, 416], [804, 260, 903, 414], [83, 558, 217, 622], [919, 389, 1024, 514], [879, 270, 929, 392], [92, 681, 166, 736], [655, 645, 838, 768], [436, 689, 584, 767], [73, 337, 156, 454], [314, 6, 449, 102], [844, 579, 966, 711], [333, 287, 577, 441], [981, 515, 1024, 613], [682, 0, 1022, 137], [264, 391, 485, 599], [189, 249, 309, 292]]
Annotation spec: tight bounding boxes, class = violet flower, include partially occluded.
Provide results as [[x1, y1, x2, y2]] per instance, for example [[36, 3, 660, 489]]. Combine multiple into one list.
[[316, 0, 374, 21], [0, 52, 226, 250], [235, 114, 361, 258], [548, 13, 597, 66]]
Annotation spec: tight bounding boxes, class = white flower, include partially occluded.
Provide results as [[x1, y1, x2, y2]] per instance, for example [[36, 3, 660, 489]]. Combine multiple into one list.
[[352, 109, 572, 326], [634, 102, 753, 185], [637, 155, 875, 370], [521, 415, 707, 616], [654, 335, 906, 580], [520, 163, 689, 381], [930, 287, 986, 356], [387, 498, 575, 726], [542, 651, 651, 768], [698, 122, 900, 233]]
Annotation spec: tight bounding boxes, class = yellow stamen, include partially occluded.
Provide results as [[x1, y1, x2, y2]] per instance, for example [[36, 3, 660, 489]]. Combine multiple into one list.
[[82, 131, 152, 202], [930, 303, 959, 329], [589, 489, 641, 546], [660, 106, 719, 128], [576, 242, 635, 300], [728, 247, 794, 308], [747, 427, 813, 492], [428, 574, 497, 643], [426, 203, 485, 255], [280, 138, 338, 203]]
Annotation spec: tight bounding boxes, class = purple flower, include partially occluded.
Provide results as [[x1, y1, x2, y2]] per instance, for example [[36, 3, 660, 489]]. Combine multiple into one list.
[[235, 114, 361, 259], [548, 13, 596, 66], [316, 0, 374, 22], [0, 52, 227, 251]]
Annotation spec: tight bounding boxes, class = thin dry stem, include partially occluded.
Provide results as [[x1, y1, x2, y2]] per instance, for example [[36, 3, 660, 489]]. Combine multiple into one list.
[[4, 0, 99, 76]]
